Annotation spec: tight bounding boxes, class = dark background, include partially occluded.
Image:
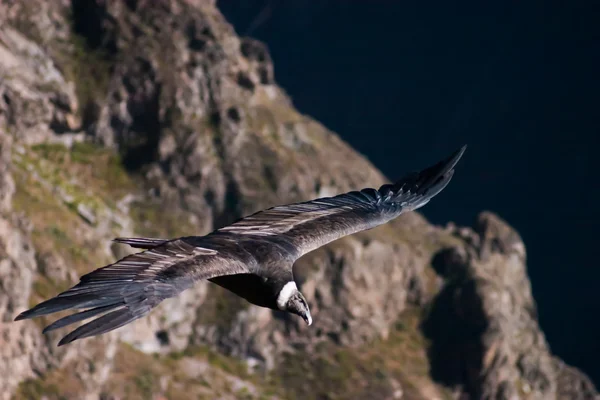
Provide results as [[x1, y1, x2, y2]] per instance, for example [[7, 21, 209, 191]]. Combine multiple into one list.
[[217, 0, 600, 384]]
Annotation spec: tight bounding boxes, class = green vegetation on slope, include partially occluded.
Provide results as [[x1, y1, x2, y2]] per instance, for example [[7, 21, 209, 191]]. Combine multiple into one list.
[[12, 305, 451, 400], [193, 285, 251, 334], [14, 343, 280, 400], [12, 143, 130, 310], [10, 140, 455, 400], [274, 308, 453, 400], [129, 199, 198, 239]]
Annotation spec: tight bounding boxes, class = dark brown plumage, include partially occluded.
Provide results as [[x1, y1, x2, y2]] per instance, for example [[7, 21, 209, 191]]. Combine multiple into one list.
[[15, 145, 466, 346]]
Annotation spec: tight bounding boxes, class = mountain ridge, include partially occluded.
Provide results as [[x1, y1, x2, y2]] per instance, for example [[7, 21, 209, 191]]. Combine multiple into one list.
[[0, 1, 597, 399]]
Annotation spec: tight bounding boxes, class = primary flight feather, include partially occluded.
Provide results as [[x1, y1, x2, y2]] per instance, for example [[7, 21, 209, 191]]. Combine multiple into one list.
[[15, 145, 467, 346]]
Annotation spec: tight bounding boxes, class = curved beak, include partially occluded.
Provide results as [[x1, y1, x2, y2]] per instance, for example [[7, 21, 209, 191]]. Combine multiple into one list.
[[302, 309, 313, 326]]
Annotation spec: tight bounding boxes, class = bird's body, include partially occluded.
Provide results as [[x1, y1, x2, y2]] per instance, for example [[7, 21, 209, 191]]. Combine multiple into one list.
[[15, 145, 467, 346]]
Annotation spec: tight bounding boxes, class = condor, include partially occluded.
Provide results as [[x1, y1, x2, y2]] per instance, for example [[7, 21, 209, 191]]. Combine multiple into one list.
[[15, 146, 467, 346]]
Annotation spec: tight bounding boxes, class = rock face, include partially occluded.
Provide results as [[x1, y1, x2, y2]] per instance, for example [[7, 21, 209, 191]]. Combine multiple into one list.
[[0, 1, 597, 399], [424, 213, 556, 399]]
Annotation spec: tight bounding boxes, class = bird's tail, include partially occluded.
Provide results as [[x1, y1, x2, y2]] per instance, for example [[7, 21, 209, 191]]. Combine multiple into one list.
[[113, 237, 169, 249], [378, 145, 467, 211]]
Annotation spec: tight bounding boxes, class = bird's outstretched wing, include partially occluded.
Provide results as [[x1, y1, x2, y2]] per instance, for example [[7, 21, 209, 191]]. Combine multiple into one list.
[[217, 145, 466, 259], [15, 237, 253, 346]]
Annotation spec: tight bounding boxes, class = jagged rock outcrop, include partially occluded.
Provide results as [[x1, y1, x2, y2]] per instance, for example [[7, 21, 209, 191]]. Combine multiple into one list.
[[554, 357, 600, 400], [0, 131, 41, 399], [0, 9, 121, 398], [0, 1, 597, 399], [423, 213, 555, 399]]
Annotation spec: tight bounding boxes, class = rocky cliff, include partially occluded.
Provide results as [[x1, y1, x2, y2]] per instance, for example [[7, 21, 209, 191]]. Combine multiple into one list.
[[0, 1, 597, 399]]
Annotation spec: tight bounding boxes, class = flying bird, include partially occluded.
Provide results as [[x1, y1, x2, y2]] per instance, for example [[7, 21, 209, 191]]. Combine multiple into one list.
[[15, 145, 467, 346]]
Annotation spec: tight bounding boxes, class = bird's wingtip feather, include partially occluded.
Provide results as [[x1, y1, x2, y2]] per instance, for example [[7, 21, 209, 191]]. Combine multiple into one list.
[[14, 312, 27, 321], [445, 144, 468, 171], [14, 306, 43, 321], [57, 336, 74, 347]]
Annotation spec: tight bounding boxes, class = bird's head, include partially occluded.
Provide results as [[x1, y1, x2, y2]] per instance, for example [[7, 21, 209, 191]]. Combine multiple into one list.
[[276, 281, 312, 326]]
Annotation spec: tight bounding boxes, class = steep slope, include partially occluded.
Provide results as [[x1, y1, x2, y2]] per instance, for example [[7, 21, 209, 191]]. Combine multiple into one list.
[[0, 1, 597, 399]]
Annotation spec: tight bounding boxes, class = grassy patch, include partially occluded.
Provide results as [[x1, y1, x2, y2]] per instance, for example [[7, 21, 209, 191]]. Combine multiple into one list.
[[29, 142, 133, 203], [129, 200, 197, 239], [15, 142, 130, 216], [12, 142, 132, 279], [13, 169, 91, 274], [169, 345, 250, 380], [192, 285, 251, 334], [12, 342, 280, 400], [109, 344, 164, 400], [13, 366, 85, 400], [274, 308, 453, 400], [107, 343, 279, 399], [13, 378, 61, 400], [31, 274, 71, 304]]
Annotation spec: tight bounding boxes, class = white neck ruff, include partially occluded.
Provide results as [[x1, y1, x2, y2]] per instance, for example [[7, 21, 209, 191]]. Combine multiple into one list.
[[276, 281, 297, 310]]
